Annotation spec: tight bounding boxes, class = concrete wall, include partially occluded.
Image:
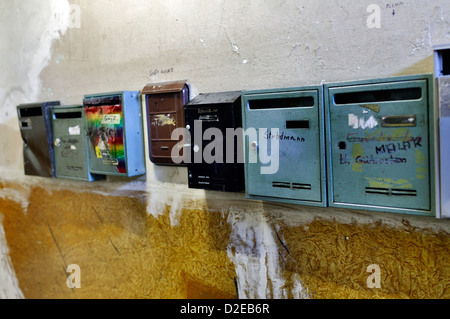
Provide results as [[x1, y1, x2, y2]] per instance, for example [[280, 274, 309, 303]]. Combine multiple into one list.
[[0, 0, 449, 299]]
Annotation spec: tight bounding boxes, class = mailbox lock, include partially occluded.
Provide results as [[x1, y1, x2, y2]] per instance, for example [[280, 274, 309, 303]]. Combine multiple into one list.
[[250, 141, 258, 150], [54, 138, 61, 148], [338, 141, 347, 150]]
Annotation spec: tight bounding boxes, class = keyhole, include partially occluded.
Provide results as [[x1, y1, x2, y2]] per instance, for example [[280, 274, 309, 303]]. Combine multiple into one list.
[[338, 141, 347, 150]]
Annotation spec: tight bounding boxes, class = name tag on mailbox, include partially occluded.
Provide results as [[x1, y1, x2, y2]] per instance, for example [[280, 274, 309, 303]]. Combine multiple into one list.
[[83, 91, 146, 177], [242, 86, 326, 207], [325, 74, 435, 216]]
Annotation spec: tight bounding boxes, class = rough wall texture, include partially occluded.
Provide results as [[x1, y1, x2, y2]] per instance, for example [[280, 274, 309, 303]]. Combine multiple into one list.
[[0, 0, 449, 299], [0, 180, 449, 299]]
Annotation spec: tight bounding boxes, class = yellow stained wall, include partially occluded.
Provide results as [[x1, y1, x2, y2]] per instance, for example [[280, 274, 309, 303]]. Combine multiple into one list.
[[1, 1, 450, 299], [1, 180, 448, 299]]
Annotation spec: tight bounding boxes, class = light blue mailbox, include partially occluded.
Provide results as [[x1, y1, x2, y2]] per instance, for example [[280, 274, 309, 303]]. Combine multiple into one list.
[[242, 86, 327, 207], [83, 91, 146, 177], [325, 74, 435, 216]]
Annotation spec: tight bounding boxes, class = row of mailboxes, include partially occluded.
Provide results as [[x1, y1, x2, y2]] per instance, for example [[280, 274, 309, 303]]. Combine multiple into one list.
[[241, 74, 435, 217], [16, 74, 439, 216], [17, 91, 146, 181]]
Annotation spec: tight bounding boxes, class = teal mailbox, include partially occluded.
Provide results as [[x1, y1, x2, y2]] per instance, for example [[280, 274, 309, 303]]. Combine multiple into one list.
[[242, 86, 327, 207], [51, 105, 105, 182], [325, 74, 435, 216], [84, 91, 146, 177]]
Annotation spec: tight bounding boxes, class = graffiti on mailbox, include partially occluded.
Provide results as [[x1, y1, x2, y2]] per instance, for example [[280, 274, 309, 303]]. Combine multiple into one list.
[[85, 103, 126, 174]]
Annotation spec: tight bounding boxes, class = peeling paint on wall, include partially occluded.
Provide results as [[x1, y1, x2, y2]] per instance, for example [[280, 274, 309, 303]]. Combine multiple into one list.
[[227, 209, 309, 299], [0, 182, 30, 299], [0, 219, 24, 299], [0, 0, 71, 123], [0, 0, 71, 176]]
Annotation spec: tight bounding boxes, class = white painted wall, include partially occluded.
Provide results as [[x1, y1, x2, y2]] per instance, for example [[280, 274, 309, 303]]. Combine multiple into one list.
[[2, 0, 450, 177], [1, 0, 449, 299]]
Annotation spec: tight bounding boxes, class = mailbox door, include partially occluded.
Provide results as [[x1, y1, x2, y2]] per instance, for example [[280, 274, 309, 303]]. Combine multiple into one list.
[[440, 117, 450, 218], [146, 88, 188, 165], [17, 102, 59, 177], [84, 94, 128, 175], [438, 77, 450, 117], [243, 89, 325, 204], [185, 102, 243, 192], [52, 106, 92, 181], [326, 77, 433, 214], [184, 92, 244, 192]]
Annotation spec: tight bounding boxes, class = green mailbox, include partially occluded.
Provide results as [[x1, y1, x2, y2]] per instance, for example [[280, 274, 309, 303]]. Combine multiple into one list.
[[325, 74, 435, 216], [242, 86, 327, 207], [52, 105, 104, 182]]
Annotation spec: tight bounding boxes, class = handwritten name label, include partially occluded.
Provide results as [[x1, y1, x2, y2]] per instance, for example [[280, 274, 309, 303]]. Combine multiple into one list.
[[264, 131, 305, 142], [340, 154, 407, 165], [375, 139, 422, 155], [101, 114, 121, 125], [347, 132, 418, 143], [386, 2, 404, 9], [149, 67, 174, 77], [349, 114, 378, 130]]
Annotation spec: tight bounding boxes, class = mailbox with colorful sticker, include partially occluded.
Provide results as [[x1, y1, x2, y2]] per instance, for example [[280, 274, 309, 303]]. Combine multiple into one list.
[[242, 86, 327, 207], [17, 101, 60, 178], [142, 80, 189, 165], [52, 105, 105, 182], [83, 91, 146, 177], [325, 74, 435, 216]]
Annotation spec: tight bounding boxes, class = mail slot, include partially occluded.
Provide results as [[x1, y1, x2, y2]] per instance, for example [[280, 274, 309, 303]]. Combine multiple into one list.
[[184, 91, 244, 192], [142, 80, 189, 165], [52, 105, 105, 182], [83, 91, 146, 177], [17, 101, 60, 177], [325, 74, 435, 216], [242, 86, 326, 206]]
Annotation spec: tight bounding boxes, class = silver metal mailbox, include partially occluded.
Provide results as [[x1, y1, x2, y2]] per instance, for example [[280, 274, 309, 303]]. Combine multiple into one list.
[[52, 105, 105, 182]]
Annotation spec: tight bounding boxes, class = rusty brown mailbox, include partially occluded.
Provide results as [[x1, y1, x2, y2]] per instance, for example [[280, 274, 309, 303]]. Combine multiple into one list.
[[142, 80, 190, 165]]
